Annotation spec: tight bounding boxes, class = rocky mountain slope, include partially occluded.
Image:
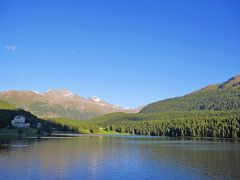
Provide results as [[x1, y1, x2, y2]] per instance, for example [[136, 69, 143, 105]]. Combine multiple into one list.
[[0, 88, 140, 119]]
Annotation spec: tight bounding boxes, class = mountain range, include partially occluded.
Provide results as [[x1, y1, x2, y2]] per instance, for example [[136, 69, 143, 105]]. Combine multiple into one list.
[[0, 88, 141, 119], [0, 75, 239, 120]]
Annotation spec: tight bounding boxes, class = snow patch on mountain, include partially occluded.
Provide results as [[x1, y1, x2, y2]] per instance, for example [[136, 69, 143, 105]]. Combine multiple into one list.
[[91, 96, 101, 102], [33, 91, 40, 94], [63, 91, 74, 97], [46, 89, 53, 93]]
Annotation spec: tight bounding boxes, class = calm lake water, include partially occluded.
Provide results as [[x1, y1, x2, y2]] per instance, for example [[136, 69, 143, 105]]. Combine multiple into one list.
[[0, 136, 240, 180]]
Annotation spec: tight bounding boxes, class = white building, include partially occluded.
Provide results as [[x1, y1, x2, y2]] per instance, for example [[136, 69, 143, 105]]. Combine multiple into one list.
[[11, 115, 30, 128], [37, 123, 42, 129]]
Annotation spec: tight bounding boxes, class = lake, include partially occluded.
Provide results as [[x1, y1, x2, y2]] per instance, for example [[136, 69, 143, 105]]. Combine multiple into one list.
[[0, 136, 240, 180]]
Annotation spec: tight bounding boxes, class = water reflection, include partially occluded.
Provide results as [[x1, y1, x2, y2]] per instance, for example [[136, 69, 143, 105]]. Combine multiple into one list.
[[0, 136, 239, 180]]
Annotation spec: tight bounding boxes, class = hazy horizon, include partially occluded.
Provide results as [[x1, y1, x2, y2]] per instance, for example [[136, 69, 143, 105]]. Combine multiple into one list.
[[1, 0, 239, 108]]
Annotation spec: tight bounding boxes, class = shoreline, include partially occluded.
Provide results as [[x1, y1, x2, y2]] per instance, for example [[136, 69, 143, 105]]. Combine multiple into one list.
[[1, 133, 239, 142]]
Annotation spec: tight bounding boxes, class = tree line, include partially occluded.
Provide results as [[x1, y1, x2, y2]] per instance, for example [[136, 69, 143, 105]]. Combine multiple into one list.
[[94, 111, 240, 138]]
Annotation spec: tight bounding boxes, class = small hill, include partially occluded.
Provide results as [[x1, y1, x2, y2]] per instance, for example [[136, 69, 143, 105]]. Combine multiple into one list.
[[0, 108, 95, 134], [141, 75, 240, 113], [0, 108, 52, 131]]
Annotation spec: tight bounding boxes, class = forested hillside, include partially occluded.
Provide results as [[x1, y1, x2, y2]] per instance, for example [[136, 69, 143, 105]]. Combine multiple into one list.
[[90, 76, 240, 138], [141, 75, 240, 113], [91, 111, 240, 138]]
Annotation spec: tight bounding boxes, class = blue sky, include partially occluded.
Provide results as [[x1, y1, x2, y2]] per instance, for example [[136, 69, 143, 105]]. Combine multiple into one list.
[[0, 0, 239, 108]]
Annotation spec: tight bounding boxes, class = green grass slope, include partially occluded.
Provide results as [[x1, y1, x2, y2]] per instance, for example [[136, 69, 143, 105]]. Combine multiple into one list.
[[0, 100, 15, 109], [47, 117, 99, 134]]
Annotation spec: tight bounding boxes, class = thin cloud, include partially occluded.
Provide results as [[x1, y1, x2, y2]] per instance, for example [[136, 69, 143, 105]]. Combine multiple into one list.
[[5, 45, 17, 51]]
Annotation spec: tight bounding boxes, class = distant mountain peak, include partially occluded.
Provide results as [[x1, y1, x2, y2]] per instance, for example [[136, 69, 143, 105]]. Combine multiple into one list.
[[44, 88, 74, 97], [46, 88, 54, 93], [228, 74, 240, 80], [223, 75, 240, 87], [59, 88, 69, 93], [33, 91, 40, 94], [194, 74, 240, 93], [59, 88, 74, 97], [89, 96, 131, 110], [91, 96, 101, 102], [63, 91, 74, 97]]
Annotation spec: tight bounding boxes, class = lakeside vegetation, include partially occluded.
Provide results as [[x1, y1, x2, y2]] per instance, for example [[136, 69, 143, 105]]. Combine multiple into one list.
[[90, 111, 240, 138], [0, 108, 118, 136], [46, 117, 98, 134], [0, 107, 240, 139]]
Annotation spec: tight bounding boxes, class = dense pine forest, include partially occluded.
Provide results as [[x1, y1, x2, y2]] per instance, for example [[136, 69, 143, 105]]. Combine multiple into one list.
[[90, 111, 240, 138]]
